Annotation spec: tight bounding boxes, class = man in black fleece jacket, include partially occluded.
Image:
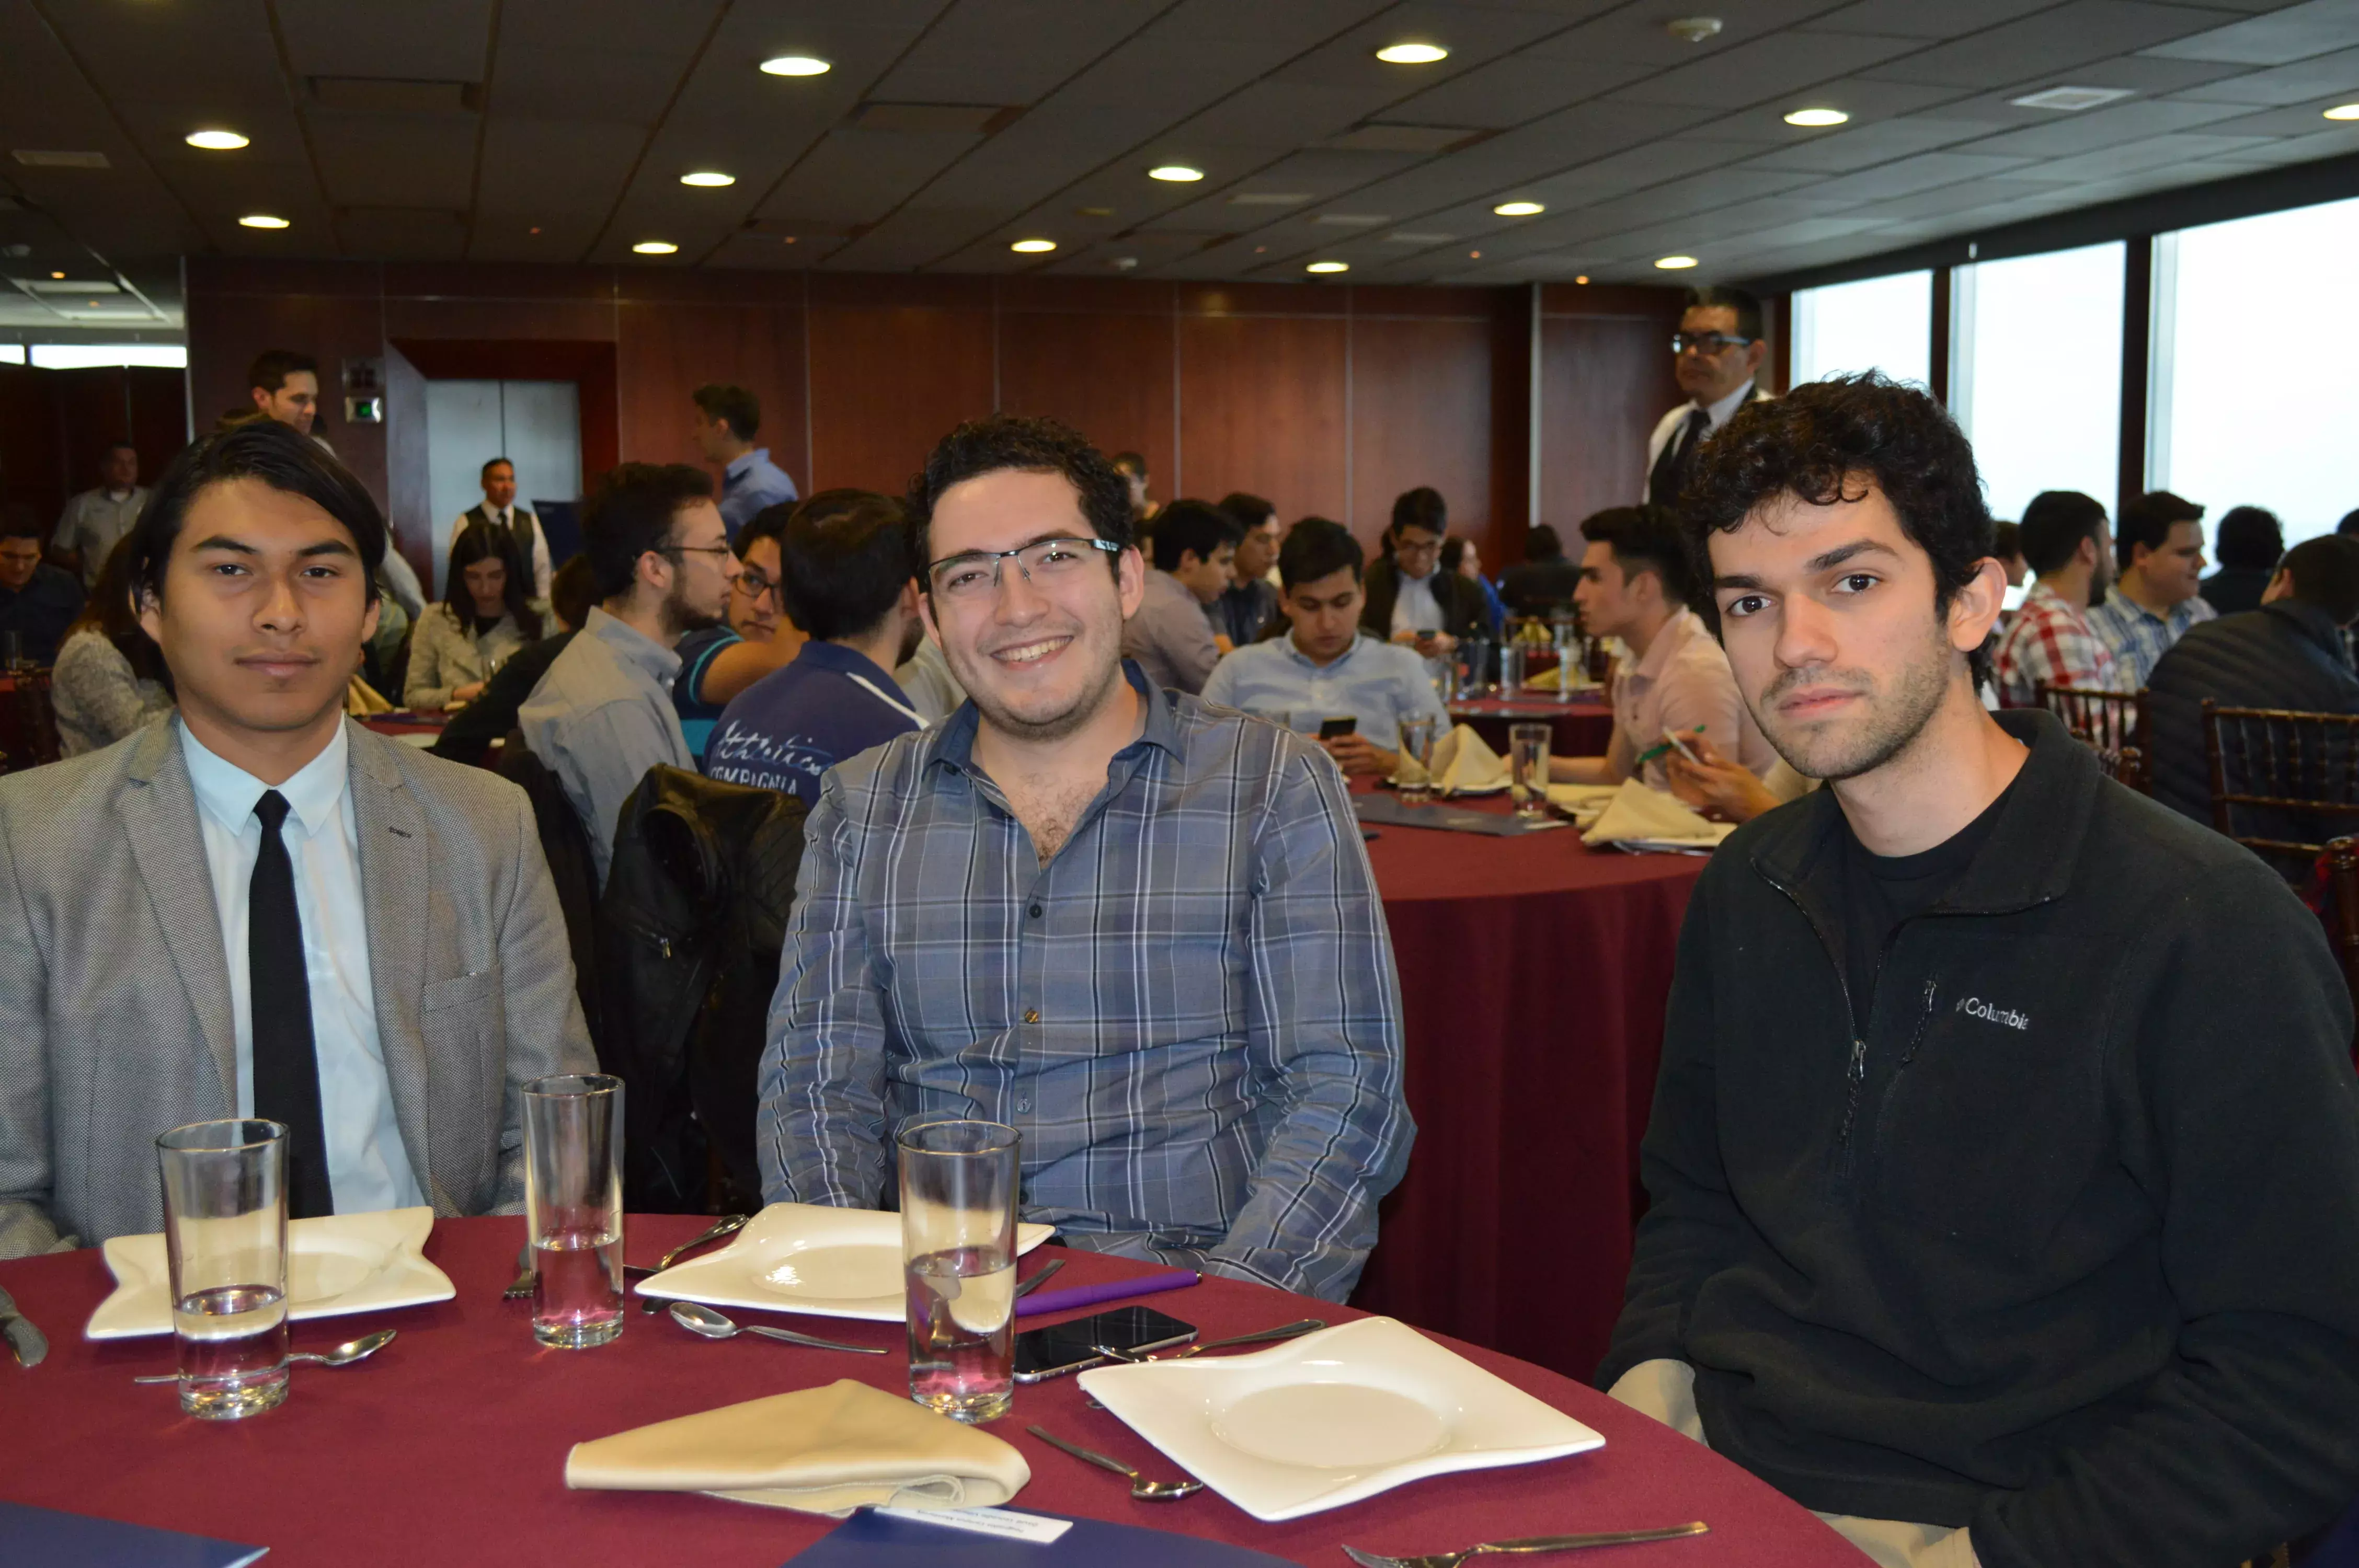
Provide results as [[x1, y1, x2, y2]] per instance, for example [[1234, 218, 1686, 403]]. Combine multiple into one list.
[[1604, 373, 2359, 1567]]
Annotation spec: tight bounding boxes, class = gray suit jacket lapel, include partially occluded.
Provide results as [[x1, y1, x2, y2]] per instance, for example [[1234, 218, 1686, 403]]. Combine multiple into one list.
[[349, 721, 437, 1203], [120, 721, 239, 1110]]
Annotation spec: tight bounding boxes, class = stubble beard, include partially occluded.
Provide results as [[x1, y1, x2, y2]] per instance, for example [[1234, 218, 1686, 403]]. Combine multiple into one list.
[[661, 576, 726, 640], [1757, 619, 1954, 782], [952, 626, 1127, 747]]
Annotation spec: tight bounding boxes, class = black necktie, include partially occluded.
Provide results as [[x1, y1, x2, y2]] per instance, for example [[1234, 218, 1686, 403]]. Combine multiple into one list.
[[250, 790, 333, 1219], [1648, 408, 1711, 510]]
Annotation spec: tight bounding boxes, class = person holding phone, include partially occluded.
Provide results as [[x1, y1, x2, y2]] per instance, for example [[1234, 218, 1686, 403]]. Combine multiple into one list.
[[1202, 519, 1449, 778], [1359, 488, 1486, 658]]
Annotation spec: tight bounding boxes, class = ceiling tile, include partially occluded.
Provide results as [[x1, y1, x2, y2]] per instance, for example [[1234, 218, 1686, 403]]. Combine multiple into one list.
[[1868, 2, 2251, 89], [2140, 0, 2359, 64]]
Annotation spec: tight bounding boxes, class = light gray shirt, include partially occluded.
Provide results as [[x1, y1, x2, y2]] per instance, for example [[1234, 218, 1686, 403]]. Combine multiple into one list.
[[53, 486, 147, 586], [1200, 632, 1449, 750], [1121, 568, 1221, 695], [179, 719, 426, 1216], [892, 635, 967, 727], [517, 606, 691, 887]]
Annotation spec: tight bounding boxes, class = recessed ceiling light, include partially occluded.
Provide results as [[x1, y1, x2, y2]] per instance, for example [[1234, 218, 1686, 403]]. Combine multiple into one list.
[[1655, 254, 1699, 269], [632, 240, 678, 255], [1306, 260, 1349, 273], [49, 270, 63, 279], [1783, 107, 1847, 128], [2010, 85, 2134, 111], [1375, 42, 1448, 64], [1469, 250, 1481, 259], [2326, 102, 2359, 121], [1010, 238, 1056, 253], [1148, 164, 1204, 182], [680, 170, 735, 187], [1575, 275, 1590, 285], [186, 129, 249, 151], [1493, 200, 1544, 216], [1076, 206, 1114, 217], [238, 214, 289, 229], [760, 54, 830, 76]]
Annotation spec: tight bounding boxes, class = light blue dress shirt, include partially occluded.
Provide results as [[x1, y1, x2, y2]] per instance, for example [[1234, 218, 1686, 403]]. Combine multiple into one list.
[[178, 718, 426, 1215], [1200, 632, 1449, 750], [719, 447, 799, 536]]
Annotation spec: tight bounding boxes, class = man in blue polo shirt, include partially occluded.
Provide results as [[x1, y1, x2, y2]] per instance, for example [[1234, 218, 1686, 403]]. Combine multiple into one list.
[[704, 491, 924, 804]]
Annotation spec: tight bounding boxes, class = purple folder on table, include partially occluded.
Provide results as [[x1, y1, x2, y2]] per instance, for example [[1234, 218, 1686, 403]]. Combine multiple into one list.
[[783, 1508, 1296, 1567], [0, 1501, 267, 1567]]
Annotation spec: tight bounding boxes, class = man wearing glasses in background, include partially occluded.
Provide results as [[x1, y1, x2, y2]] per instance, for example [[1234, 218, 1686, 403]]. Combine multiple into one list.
[[1645, 287, 1772, 511], [669, 501, 808, 757], [759, 414, 1414, 1302], [518, 463, 736, 887]]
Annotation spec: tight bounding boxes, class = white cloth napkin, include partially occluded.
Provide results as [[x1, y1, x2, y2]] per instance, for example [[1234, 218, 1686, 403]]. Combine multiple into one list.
[[1545, 781, 1622, 828], [1580, 779, 1735, 851], [1423, 723, 1510, 793]]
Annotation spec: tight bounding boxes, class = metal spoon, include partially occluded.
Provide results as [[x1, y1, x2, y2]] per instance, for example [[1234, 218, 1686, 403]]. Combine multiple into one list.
[[635, 1214, 750, 1310], [134, 1328, 397, 1383], [666, 1299, 886, 1355], [1026, 1425, 1203, 1500]]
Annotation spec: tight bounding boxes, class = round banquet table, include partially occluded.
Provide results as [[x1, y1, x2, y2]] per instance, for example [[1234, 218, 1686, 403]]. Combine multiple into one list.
[[1352, 785, 1707, 1388], [1449, 697, 1613, 759], [0, 1214, 1862, 1566]]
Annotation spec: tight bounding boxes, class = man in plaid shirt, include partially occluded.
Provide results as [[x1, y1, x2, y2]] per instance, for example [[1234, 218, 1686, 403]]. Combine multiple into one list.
[[1996, 489, 2126, 706], [2087, 490, 2216, 688]]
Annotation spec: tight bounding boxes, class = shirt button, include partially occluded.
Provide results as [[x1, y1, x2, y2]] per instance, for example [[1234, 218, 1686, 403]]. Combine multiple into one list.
[[1023, 1008, 1040, 1024], [1029, 903, 1043, 919]]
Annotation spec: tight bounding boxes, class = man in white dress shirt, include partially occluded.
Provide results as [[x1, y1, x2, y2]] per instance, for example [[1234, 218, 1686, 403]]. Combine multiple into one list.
[[0, 420, 594, 1254], [1644, 288, 1772, 511], [52, 442, 149, 587], [454, 457, 552, 601]]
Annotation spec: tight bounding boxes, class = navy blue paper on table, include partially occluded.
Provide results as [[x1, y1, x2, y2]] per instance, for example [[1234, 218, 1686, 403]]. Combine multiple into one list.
[[783, 1508, 1300, 1567], [0, 1499, 268, 1567]]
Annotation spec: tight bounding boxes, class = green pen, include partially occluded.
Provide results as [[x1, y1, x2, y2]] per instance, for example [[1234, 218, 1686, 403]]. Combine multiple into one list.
[[1635, 724, 1707, 768]]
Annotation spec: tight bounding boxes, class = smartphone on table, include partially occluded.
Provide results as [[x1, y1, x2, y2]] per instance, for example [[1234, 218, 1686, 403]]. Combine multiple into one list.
[[1012, 1306, 1197, 1382]]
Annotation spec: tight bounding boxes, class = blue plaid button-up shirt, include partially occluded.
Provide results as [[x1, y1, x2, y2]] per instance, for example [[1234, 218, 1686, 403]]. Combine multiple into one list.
[[2087, 585, 2216, 689], [759, 665, 1414, 1301]]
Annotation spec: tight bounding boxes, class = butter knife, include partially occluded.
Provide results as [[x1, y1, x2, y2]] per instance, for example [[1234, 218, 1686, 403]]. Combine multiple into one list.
[[0, 1284, 49, 1368]]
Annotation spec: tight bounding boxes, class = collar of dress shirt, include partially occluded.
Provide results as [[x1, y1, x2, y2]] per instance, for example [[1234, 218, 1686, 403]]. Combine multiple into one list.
[[179, 713, 350, 840], [929, 659, 1178, 776], [1282, 630, 1371, 673], [583, 604, 683, 684], [1629, 606, 1700, 686], [725, 447, 768, 485], [1696, 377, 1757, 433]]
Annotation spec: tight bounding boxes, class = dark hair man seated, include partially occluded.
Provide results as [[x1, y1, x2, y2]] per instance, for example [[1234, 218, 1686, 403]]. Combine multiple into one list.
[[2198, 504, 2285, 616], [0, 503, 85, 665], [1210, 492, 1281, 646], [1119, 498, 1240, 695], [1501, 523, 1582, 617], [1993, 488, 2121, 705], [2145, 534, 2359, 828], [704, 490, 925, 805], [1359, 487, 1487, 658], [517, 463, 737, 888], [757, 415, 1412, 1302], [0, 421, 595, 1256], [1201, 518, 1449, 779], [1599, 372, 2359, 1568], [2087, 489, 2214, 688]]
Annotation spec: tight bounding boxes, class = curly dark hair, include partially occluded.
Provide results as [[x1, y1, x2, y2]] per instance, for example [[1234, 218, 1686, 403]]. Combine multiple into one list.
[[908, 414, 1133, 590], [1680, 372, 1996, 686]]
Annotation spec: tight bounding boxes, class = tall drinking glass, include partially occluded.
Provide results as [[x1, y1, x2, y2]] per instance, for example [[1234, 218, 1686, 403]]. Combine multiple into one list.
[[523, 1074, 625, 1350], [1501, 643, 1526, 698], [1550, 619, 1579, 704], [1458, 638, 1491, 700], [156, 1119, 290, 1420], [1397, 714, 1440, 806], [1510, 722, 1551, 820], [899, 1119, 1020, 1424]]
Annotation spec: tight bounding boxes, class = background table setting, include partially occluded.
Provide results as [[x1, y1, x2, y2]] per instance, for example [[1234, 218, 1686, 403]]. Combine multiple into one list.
[[0, 1208, 1864, 1565]]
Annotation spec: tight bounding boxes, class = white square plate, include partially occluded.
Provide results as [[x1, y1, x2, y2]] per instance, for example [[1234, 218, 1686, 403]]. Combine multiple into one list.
[[86, 1206, 454, 1340], [1075, 1316, 1604, 1521], [631, 1202, 1055, 1322]]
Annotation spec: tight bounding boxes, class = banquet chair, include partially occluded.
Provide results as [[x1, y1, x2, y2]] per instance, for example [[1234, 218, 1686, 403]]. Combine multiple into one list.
[[2203, 702, 2359, 882], [495, 730, 605, 1053], [2040, 683, 2148, 793], [2322, 838, 2359, 1071]]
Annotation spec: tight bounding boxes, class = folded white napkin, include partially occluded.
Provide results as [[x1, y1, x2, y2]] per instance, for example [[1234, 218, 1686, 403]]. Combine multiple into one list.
[[564, 1378, 1031, 1516], [1423, 724, 1510, 794], [1581, 779, 1735, 850], [1545, 781, 1622, 828]]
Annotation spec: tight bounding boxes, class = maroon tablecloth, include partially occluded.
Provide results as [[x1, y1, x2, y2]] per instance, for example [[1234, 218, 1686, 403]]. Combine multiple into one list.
[[1354, 787, 1705, 1386], [1449, 697, 1613, 759], [0, 1214, 1860, 1565]]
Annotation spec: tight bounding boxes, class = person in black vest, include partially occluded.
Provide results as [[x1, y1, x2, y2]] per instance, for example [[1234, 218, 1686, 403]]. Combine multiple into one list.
[[454, 456, 551, 600], [2197, 505, 2283, 616], [2146, 534, 2359, 827], [1643, 287, 1771, 511]]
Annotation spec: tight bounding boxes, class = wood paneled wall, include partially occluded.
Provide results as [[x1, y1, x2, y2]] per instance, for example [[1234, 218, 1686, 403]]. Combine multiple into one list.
[[185, 259, 1700, 574], [0, 363, 188, 530]]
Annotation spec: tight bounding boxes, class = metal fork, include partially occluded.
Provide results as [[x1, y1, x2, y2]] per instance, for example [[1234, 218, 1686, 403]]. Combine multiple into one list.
[[638, 1214, 749, 1311], [501, 1243, 534, 1300], [1340, 1524, 1709, 1568]]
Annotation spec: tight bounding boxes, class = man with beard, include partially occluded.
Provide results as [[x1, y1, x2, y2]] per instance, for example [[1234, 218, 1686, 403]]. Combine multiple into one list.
[[1992, 489, 2121, 705], [756, 415, 1413, 1301], [519, 463, 736, 887], [1599, 374, 2359, 1567]]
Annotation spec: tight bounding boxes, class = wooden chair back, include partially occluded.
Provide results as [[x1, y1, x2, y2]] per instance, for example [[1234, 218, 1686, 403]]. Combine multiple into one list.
[[2202, 701, 2359, 878], [2322, 837, 2359, 1073], [2040, 684, 2149, 793]]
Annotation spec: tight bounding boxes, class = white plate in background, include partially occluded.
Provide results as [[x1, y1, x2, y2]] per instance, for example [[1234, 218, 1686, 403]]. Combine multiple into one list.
[[87, 1206, 453, 1340], [632, 1201, 1053, 1322]]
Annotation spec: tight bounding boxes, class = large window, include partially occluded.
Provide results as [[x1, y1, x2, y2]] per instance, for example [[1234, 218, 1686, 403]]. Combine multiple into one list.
[[1952, 241, 2124, 524], [1790, 271, 1932, 389], [25, 343, 186, 368], [2151, 194, 2359, 543]]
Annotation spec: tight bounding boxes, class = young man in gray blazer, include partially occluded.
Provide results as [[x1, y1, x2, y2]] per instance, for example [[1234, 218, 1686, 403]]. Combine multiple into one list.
[[0, 421, 596, 1258]]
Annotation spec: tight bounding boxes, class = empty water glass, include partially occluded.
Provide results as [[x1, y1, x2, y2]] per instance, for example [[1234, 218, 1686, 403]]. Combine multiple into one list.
[[900, 1119, 1020, 1424], [157, 1119, 291, 1420], [1398, 714, 1440, 806], [523, 1074, 625, 1350], [1510, 722, 1551, 820], [1501, 643, 1526, 697]]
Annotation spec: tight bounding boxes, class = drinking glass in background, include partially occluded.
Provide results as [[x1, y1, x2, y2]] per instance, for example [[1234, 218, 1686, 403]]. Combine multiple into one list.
[[523, 1073, 625, 1350], [1397, 714, 1440, 806], [156, 1119, 290, 1420], [0, 631, 21, 672], [1500, 642, 1526, 697], [1509, 722, 1551, 820], [899, 1119, 1020, 1424], [1424, 655, 1453, 710], [1458, 637, 1491, 700], [1550, 619, 1580, 704]]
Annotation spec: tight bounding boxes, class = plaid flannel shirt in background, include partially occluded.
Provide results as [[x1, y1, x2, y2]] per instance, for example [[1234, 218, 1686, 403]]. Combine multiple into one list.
[[758, 666, 1415, 1302], [1996, 582, 2127, 707], [2086, 585, 2216, 690]]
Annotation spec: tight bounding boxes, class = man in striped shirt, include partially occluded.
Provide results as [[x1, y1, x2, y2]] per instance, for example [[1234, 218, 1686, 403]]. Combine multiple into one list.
[[1995, 490, 2125, 707], [758, 415, 1414, 1301]]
